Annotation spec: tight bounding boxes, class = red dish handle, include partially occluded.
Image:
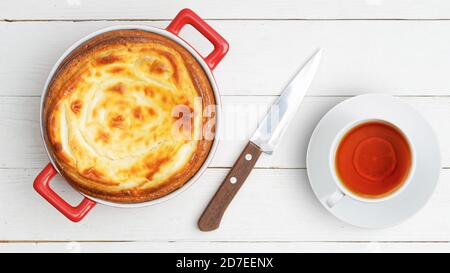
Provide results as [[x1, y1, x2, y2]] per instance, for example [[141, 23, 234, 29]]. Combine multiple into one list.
[[167, 9, 229, 70], [33, 163, 96, 222]]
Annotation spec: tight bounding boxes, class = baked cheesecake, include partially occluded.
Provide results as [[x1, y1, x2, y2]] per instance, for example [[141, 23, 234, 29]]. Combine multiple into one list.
[[44, 29, 215, 203]]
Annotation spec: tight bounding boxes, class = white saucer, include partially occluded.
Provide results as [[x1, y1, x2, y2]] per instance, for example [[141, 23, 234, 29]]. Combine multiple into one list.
[[306, 94, 441, 228]]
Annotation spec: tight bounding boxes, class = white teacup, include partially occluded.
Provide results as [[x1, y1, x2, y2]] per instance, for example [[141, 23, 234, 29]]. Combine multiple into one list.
[[325, 119, 416, 208]]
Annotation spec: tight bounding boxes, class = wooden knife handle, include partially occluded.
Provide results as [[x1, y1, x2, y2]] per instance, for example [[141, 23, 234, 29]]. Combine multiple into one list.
[[198, 141, 262, 231]]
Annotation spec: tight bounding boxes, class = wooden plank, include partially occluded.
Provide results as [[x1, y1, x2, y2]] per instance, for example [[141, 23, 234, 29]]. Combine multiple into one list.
[[0, 96, 448, 169], [1, 167, 449, 241], [1, 1, 450, 20], [2, 241, 450, 253], [4, 20, 450, 96]]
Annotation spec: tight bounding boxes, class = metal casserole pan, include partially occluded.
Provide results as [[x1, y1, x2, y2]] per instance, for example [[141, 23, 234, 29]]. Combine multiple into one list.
[[33, 9, 228, 222]]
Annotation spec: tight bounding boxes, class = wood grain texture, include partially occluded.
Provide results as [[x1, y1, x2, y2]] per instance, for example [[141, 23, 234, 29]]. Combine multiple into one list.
[[198, 141, 262, 231], [3, 242, 450, 253], [1, 1, 450, 20], [1, 167, 450, 241], [5, 20, 450, 96]]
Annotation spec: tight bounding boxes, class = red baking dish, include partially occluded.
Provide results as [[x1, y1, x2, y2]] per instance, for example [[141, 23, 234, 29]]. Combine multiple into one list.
[[33, 9, 229, 222]]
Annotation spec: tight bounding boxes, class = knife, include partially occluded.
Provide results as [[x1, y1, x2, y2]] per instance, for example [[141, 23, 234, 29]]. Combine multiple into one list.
[[198, 49, 323, 231]]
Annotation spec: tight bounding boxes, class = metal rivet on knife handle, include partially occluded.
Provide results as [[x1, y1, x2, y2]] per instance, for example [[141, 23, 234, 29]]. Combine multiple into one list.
[[198, 141, 262, 231]]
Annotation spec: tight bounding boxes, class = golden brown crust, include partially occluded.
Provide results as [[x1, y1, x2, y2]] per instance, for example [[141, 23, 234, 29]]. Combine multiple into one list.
[[44, 29, 215, 203]]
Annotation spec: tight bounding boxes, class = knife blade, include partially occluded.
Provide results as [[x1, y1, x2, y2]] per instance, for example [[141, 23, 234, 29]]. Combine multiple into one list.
[[198, 49, 322, 231], [251, 49, 322, 154]]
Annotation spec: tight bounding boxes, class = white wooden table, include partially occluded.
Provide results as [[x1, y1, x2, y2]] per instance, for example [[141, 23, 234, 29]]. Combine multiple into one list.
[[2, 0, 450, 253]]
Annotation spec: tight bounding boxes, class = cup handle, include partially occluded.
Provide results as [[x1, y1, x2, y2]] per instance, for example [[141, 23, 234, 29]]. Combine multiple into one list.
[[325, 190, 345, 208], [33, 163, 96, 222]]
